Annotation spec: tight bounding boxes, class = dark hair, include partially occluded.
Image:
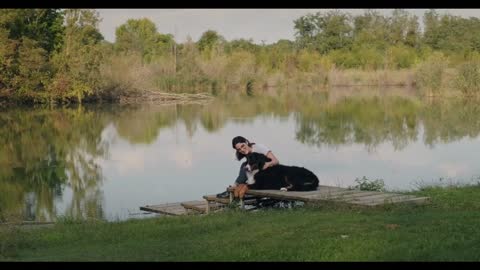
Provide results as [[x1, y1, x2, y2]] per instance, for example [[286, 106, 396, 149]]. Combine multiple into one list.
[[232, 136, 255, 161]]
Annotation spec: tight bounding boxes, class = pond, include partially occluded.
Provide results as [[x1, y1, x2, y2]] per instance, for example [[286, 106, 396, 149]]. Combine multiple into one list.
[[1, 88, 480, 222]]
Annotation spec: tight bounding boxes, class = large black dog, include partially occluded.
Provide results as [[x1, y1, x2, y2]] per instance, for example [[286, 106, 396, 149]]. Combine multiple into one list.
[[245, 152, 319, 191]]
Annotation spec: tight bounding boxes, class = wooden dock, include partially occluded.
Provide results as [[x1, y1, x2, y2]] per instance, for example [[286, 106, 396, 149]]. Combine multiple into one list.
[[140, 185, 430, 216], [234, 185, 430, 206]]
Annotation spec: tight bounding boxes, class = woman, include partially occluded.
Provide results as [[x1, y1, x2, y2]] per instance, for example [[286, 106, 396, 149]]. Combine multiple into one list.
[[231, 136, 279, 187], [217, 136, 280, 199]]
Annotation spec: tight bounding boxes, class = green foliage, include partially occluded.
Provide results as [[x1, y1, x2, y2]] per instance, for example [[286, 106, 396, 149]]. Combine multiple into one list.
[[224, 38, 260, 54], [414, 52, 448, 95], [115, 18, 174, 63], [0, 28, 17, 89], [5, 8, 480, 101], [14, 37, 50, 93], [328, 49, 359, 69], [352, 176, 385, 192], [353, 46, 384, 70], [353, 10, 390, 51], [0, 9, 63, 93], [49, 9, 104, 103], [423, 10, 480, 54], [197, 30, 224, 52], [294, 10, 353, 54], [389, 9, 420, 47], [0, 9, 64, 54], [386, 45, 418, 69], [328, 46, 384, 70], [296, 49, 330, 72], [454, 60, 480, 95]]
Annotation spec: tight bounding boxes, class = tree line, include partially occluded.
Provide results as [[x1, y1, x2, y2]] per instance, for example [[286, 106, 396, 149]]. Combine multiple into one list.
[[1, 9, 480, 104]]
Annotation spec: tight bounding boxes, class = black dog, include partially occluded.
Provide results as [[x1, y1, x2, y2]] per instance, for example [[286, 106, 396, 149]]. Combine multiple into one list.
[[245, 152, 319, 191]]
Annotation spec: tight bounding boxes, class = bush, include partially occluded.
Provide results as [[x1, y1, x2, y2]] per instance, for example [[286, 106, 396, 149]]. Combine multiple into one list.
[[329, 49, 361, 69], [387, 45, 417, 69], [454, 61, 480, 96], [351, 176, 385, 192], [414, 52, 449, 96]]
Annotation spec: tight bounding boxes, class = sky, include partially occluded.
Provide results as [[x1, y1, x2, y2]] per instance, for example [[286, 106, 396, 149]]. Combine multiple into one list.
[[96, 9, 480, 45]]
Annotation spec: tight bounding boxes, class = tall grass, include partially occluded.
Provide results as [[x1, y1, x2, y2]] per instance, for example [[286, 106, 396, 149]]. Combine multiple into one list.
[[98, 46, 480, 98], [414, 52, 449, 96], [453, 60, 480, 96]]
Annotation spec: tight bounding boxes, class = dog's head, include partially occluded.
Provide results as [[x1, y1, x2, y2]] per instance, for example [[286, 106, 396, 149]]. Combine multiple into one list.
[[245, 152, 271, 173]]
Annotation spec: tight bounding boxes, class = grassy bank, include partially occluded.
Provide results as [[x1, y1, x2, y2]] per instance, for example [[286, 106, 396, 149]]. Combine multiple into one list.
[[1, 184, 480, 261]]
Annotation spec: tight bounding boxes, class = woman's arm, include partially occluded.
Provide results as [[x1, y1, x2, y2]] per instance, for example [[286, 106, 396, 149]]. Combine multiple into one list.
[[263, 151, 279, 169]]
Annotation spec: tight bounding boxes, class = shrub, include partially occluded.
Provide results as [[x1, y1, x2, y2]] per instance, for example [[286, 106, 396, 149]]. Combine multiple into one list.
[[351, 176, 385, 192], [414, 52, 449, 96], [454, 60, 480, 96]]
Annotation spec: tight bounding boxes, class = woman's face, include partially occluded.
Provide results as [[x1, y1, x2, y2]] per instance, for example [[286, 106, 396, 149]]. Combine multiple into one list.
[[235, 142, 251, 155]]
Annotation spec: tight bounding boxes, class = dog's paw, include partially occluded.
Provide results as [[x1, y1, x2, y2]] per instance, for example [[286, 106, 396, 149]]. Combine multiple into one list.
[[280, 187, 288, 192]]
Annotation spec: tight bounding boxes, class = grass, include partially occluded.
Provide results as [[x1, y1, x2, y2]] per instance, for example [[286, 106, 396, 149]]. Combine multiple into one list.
[[1, 184, 480, 261]]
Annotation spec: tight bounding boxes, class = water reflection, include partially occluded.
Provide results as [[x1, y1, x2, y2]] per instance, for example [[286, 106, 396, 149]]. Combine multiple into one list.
[[0, 107, 108, 222], [1, 90, 480, 222]]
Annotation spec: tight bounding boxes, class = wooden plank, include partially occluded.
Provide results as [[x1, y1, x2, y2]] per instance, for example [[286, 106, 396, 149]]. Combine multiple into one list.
[[180, 200, 208, 212], [358, 196, 430, 206], [273, 187, 346, 197], [203, 195, 231, 204], [303, 190, 369, 200], [203, 195, 258, 205], [345, 193, 413, 205], [243, 189, 314, 202], [263, 189, 365, 202], [181, 200, 225, 213], [324, 191, 383, 201], [140, 203, 189, 216]]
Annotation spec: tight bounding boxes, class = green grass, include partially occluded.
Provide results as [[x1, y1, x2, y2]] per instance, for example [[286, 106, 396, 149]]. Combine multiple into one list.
[[2, 185, 480, 261]]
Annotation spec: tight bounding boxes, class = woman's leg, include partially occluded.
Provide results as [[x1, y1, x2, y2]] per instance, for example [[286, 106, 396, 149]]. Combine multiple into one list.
[[235, 161, 248, 184]]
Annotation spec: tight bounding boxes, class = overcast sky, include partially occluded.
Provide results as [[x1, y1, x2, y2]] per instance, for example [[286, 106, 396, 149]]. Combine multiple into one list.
[[96, 9, 480, 44]]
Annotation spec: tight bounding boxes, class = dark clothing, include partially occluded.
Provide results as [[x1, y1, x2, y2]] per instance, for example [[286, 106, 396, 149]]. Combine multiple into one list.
[[235, 161, 248, 184]]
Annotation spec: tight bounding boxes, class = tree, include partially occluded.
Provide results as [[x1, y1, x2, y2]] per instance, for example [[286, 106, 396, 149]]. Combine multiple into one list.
[[14, 37, 49, 93], [0, 9, 64, 54], [49, 9, 104, 103], [423, 10, 441, 49], [294, 10, 353, 54], [389, 9, 410, 45], [0, 27, 16, 89], [115, 18, 174, 63], [405, 15, 420, 48], [196, 30, 225, 59], [0, 9, 63, 93], [352, 10, 389, 50], [225, 38, 259, 54]]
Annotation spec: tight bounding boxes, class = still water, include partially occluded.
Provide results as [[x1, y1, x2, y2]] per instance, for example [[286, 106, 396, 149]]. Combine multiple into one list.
[[1, 89, 480, 222]]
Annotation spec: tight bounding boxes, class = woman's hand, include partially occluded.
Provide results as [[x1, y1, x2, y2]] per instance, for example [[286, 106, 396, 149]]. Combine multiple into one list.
[[263, 162, 272, 170], [265, 151, 279, 169]]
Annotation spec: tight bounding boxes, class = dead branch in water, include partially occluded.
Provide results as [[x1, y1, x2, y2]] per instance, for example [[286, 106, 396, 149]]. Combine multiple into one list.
[[119, 90, 214, 105]]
